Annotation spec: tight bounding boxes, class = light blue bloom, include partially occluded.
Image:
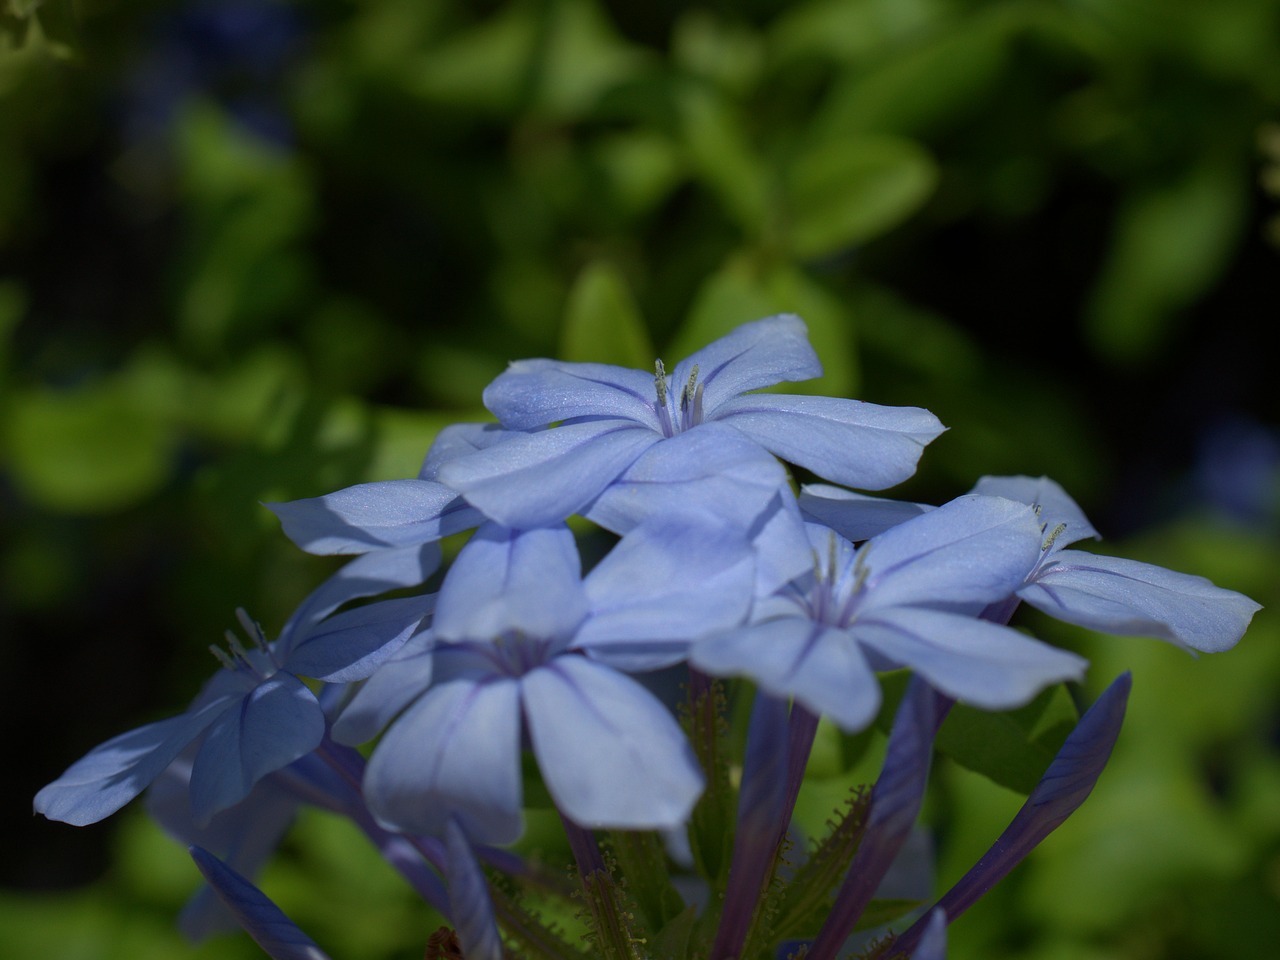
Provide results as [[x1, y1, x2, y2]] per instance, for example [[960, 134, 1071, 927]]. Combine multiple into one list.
[[972, 475, 1261, 651], [692, 495, 1088, 731], [147, 750, 304, 941], [146, 746, 450, 941], [267, 479, 481, 556], [797, 483, 933, 541], [35, 555, 435, 827], [436, 315, 945, 529], [347, 520, 756, 844]]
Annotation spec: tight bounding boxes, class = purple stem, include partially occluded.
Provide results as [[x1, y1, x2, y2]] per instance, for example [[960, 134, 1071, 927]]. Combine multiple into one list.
[[709, 692, 791, 960], [889, 672, 1132, 958], [806, 676, 935, 960]]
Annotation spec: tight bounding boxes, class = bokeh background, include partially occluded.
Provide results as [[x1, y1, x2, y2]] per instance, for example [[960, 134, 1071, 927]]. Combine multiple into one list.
[[3, 0, 1279, 957]]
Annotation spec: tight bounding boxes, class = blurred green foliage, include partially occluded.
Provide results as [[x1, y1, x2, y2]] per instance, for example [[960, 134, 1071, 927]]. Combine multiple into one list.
[[3, 0, 1277, 957]]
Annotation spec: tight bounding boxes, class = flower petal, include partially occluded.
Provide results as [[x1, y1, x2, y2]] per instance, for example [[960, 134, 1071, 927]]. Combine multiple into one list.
[[692, 619, 882, 732], [147, 754, 301, 941], [714, 394, 944, 490], [433, 523, 587, 643], [798, 483, 933, 541], [1020, 550, 1261, 652], [671, 314, 822, 415], [855, 608, 1087, 710], [522, 656, 704, 830], [279, 544, 441, 648], [364, 677, 523, 844], [970, 475, 1099, 547], [34, 695, 238, 826], [584, 421, 789, 535], [437, 420, 659, 528], [330, 629, 436, 745], [576, 519, 755, 670], [266, 480, 478, 555], [483, 358, 658, 430], [857, 495, 1042, 611], [419, 422, 510, 480], [190, 674, 325, 824], [285, 594, 436, 682]]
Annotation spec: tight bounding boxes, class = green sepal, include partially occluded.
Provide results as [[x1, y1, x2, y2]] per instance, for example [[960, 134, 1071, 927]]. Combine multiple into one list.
[[559, 261, 654, 369], [603, 830, 686, 933]]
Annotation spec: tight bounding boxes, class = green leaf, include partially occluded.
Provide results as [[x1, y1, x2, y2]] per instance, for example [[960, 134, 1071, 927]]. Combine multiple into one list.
[[934, 682, 1080, 794], [670, 255, 858, 397], [409, 0, 647, 119], [810, 7, 1016, 140], [5, 373, 175, 514], [1085, 155, 1248, 363], [560, 261, 654, 368], [784, 137, 938, 259], [675, 82, 770, 236], [649, 904, 699, 960]]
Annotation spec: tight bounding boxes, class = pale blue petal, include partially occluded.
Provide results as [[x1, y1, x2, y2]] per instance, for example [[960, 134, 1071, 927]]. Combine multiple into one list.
[[34, 695, 238, 826], [692, 619, 882, 732], [437, 420, 659, 528], [433, 523, 587, 643], [584, 421, 788, 534], [1020, 550, 1261, 652], [714, 394, 944, 490], [670, 314, 821, 415], [748, 489, 820, 596], [855, 608, 1087, 709], [970, 475, 1099, 547], [798, 483, 933, 541], [483, 358, 658, 430], [280, 544, 440, 648], [189, 846, 331, 960], [330, 629, 436, 745], [419, 422, 510, 480], [146, 755, 300, 941], [285, 594, 436, 682], [266, 480, 478, 555], [858, 496, 1042, 611], [444, 818, 503, 960], [781, 624, 883, 732], [190, 674, 325, 824], [364, 677, 523, 844], [576, 519, 755, 670], [522, 656, 704, 830]]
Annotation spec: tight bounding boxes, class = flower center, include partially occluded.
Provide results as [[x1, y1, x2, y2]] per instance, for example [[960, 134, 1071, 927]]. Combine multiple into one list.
[[653, 359, 705, 438], [208, 608, 281, 683], [807, 535, 871, 628], [489, 629, 556, 677]]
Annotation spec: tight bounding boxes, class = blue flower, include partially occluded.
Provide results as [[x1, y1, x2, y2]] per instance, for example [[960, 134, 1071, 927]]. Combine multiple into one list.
[[342, 520, 756, 844], [691, 495, 1088, 731], [436, 315, 945, 530], [972, 475, 1261, 651], [35, 552, 435, 827]]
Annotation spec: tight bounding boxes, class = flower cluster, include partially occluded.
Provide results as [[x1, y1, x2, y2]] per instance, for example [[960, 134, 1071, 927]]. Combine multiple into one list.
[[36, 316, 1259, 960]]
